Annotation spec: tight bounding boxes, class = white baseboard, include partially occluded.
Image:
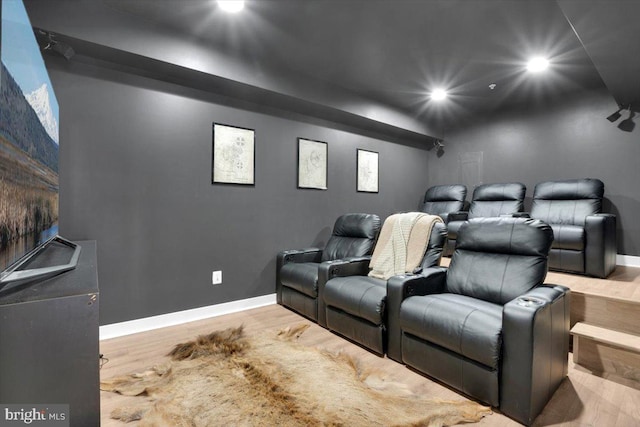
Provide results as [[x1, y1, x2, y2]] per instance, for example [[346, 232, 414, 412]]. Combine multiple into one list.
[[617, 254, 640, 268], [99, 293, 276, 341], [101, 255, 640, 340]]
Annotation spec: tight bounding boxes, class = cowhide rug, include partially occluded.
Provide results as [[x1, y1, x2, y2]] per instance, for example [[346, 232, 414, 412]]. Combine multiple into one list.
[[101, 324, 491, 426]]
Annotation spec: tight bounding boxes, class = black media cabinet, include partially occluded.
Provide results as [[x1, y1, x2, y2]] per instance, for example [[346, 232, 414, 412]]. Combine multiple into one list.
[[0, 240, 99, 427]]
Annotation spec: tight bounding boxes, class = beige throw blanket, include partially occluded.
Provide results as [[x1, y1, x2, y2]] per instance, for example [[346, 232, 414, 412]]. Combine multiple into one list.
[[369, 212, 443, 280]]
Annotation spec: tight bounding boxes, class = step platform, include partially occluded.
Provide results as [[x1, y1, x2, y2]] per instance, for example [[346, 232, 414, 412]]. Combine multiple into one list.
[[571, 322, 640, 382]]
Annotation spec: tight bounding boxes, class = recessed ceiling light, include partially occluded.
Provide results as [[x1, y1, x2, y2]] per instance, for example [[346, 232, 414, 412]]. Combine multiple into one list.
[[526, 57, 549, 72], [431, 89, 448, 101], [217, 0, 245, 13]]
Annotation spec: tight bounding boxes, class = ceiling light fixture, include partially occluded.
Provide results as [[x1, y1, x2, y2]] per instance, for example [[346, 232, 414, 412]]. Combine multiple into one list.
[[526, 56, 549, 72], [217, 0, 245, 13], [431, 89, 448, 101]]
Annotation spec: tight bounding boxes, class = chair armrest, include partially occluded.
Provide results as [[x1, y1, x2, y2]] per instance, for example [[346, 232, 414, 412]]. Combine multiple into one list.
[[277, 248, 323, 265], [502, 212, 530, 218], [386, 267, 448, 362], [584, 214, 617, 278], [439, 212, 454, 223], [501, 285, 570, 425], [343, 256, 371, 263], [448, 212, 469, 222], [276, 248, 322, 304], [316, 257, 371, 327]]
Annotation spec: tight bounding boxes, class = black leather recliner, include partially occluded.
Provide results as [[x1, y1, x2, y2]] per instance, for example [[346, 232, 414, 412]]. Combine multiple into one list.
[[420, 184, 467, 223], [387, 217, 570, 426], [530, 178, 616, 278], [444, 182, 526, 256], [276, 213, 381, 323], [320, 215, 447, 354]]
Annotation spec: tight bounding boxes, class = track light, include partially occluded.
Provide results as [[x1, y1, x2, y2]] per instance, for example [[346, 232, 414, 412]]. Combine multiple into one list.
[[618, 108, 635, 132], [433, 139, 445, 150], [606, 106, 623, 122]]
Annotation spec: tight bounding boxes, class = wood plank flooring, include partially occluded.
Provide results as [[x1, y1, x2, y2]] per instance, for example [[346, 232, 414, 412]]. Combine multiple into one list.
[[100, 302, 640, 426], [545, 265, 640, 302]]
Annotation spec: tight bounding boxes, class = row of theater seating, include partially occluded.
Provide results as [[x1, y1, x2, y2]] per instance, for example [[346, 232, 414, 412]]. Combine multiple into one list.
[[276, 177, 618, 425], [277, 213, 569, 426], [421, 178, 617, 278]]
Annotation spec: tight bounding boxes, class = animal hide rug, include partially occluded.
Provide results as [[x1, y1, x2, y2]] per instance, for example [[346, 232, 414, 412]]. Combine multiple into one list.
[[101, 324, 491, 426]]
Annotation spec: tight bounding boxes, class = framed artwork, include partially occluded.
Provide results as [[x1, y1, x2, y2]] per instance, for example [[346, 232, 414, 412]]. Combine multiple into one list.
[[297, 138, 328, 190], [357, 149, 379, 193], [212, 123, 255, 185]]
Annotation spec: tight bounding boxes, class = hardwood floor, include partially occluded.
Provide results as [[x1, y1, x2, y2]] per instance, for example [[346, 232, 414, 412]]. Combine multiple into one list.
[[100, 299, 640, 426]]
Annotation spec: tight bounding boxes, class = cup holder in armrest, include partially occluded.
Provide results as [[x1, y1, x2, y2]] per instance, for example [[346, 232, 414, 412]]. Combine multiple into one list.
[[516, 296, 545, 307]]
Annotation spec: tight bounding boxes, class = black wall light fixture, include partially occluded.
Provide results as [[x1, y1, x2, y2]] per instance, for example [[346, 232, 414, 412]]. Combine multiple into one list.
[[606, 105, 635, 132], [433, 139, 445, 157], [618, 107, 635, 132], [36, 29, 75, 60]]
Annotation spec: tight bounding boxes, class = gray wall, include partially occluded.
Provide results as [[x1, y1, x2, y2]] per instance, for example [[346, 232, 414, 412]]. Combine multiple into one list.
[[48, 58, 431, 325], [429, 88, 639, 255]]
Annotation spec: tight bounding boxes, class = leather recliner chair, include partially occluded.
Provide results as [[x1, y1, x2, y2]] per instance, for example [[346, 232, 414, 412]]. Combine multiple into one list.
[[320, 215, 447, 354], [444, 182, 526, 256], [420, 184, 467, 223], [530, 178, 616, 278], [276, 213, 381, 323], [386, 217, 570, 426]]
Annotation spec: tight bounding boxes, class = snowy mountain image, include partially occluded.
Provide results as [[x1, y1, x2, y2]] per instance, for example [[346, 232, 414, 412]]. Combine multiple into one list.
[[25, 83, 59, 144]]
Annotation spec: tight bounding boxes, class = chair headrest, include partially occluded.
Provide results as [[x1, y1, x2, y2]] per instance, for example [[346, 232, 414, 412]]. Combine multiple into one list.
[[424, 184, 467, 203], [472, 182, 526, 202], [456, 217, 553, 257], [332, 213, 381, 240], [533, 178, 604, 200]]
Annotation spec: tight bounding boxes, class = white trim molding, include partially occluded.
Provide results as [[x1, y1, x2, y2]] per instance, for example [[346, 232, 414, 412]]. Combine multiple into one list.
[[99, 293, 276, 341], [617, 254, 640, 268], [100, 255, 640, 340]]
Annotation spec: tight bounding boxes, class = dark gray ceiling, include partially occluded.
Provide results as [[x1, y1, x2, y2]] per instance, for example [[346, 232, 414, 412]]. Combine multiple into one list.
[[558, 0, 640, 111], [101, 0, 637, 117], [25, 0, 640, 138]]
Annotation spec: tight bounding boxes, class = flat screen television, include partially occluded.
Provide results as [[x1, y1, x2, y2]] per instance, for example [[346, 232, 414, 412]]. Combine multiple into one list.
[[0, 0, 78, 289]]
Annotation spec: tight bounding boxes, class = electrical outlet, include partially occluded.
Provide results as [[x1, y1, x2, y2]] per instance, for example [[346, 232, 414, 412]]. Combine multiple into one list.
[[212, 270, 222, 285]]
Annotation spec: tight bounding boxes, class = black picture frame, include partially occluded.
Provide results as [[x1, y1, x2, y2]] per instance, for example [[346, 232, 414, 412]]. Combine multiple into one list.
[[356, 149, 379, 193], [297, 138, 328, 190], [212, 122, 256, 186]]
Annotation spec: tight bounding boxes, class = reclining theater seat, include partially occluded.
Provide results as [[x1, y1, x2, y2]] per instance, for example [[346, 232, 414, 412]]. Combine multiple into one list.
[[320, 213, 447, 355], [389, 217, 570, 426], [531, 178, 616, 278], [444, 182, 525, 256], [276, 213, 381, 322], [420, 184, 467, 223]]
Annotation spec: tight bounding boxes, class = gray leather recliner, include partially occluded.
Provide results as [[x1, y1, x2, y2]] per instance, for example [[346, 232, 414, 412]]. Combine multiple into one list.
[[444, 182, 525, 256], [276, 213, 381, 323], [420, 184, 467, 223], [320, 219, 447, 354], [530, 178, 616, 278], [387, 217, 570, 426]]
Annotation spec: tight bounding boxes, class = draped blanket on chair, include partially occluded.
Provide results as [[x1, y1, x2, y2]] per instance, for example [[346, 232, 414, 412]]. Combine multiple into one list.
[[369, 212, 443, 280]]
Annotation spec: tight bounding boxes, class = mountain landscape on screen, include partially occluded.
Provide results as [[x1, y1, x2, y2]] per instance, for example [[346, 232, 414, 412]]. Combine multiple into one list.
[[0, 62, 59, 268], [25, 83, 59, 144]]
